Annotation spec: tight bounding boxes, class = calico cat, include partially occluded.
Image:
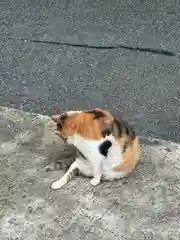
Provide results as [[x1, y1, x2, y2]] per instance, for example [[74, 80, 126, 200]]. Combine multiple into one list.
[[50, 109, 140, 189]]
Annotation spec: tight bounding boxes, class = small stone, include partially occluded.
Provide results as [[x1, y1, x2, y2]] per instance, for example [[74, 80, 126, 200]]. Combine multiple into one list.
[[154, 119, 160, 124], [152, 139, 160, 144], [28, 206, 33, 213], [45, 165, 51, 172], [54, 217, 60, 222], [165, 148, 172, 152], [22, 194, 26, 198]]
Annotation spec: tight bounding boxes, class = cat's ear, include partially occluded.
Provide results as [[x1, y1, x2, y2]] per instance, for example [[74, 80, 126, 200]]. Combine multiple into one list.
[[51, 115, 60, 122], [51, 113, 68, 123], [90, 108, 113, 124]]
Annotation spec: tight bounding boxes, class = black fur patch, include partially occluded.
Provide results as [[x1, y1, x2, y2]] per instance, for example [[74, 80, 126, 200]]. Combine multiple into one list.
[[85, 109, 105, 119], [101, 129, 111, 138], [113, 118, 136, 141], [55, 113, 68, 126], [56, 113, 68, 132], [99, 139, 112, 157], [59, 113, 68, 121], [122, 144, 128, 153]]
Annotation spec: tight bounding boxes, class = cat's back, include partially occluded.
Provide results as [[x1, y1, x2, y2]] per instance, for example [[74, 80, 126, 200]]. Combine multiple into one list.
[[113, 135, 140, 172]]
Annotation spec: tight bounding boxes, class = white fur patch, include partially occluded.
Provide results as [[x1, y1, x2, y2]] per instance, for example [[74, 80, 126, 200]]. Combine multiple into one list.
[[66, 111, 82, 116]]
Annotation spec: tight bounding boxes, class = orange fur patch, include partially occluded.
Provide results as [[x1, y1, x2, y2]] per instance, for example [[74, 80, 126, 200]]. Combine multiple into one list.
[[113, 136, 140, 172], [58, 112, 103, 140]]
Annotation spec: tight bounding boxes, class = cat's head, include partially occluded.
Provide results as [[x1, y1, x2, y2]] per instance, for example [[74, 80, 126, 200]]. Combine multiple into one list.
[[51, 108, 114, 140]]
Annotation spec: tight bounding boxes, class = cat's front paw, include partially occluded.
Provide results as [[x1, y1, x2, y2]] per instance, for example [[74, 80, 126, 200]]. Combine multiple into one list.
[[90, 178, 100, 186], [51, 180, 65, 190]]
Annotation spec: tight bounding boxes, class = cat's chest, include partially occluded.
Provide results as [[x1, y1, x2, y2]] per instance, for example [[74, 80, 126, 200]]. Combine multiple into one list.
[[68, 134, 123, 176], [68, 135, 102, 160]]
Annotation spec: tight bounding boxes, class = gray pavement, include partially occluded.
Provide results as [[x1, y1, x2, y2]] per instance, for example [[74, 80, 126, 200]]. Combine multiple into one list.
[[0, 0, 180, 142], [0, 107, 180, 240]]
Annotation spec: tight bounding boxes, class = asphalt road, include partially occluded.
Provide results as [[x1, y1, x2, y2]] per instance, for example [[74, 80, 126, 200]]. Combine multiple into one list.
[[0, 0, 180, 142]]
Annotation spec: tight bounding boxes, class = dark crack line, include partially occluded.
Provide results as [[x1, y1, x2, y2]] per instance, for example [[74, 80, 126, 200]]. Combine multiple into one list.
[[9, 38, 175, 57]]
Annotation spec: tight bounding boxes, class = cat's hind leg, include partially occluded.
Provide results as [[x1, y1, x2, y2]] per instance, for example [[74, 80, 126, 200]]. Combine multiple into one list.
[[51, 161, 78, 190]]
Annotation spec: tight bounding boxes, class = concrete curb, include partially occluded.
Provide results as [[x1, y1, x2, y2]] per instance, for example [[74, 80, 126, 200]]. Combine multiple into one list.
[[0, 107, 180, 240]]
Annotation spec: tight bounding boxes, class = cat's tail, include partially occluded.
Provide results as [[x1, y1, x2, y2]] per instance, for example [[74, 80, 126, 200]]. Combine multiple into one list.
[[112, 136, 140, 172], [51, 161, 77, 190]]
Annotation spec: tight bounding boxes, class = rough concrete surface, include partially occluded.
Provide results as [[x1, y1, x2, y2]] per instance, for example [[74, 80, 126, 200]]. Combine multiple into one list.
[[0, 0, 180, 142], [0, 107, 180, 240]]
